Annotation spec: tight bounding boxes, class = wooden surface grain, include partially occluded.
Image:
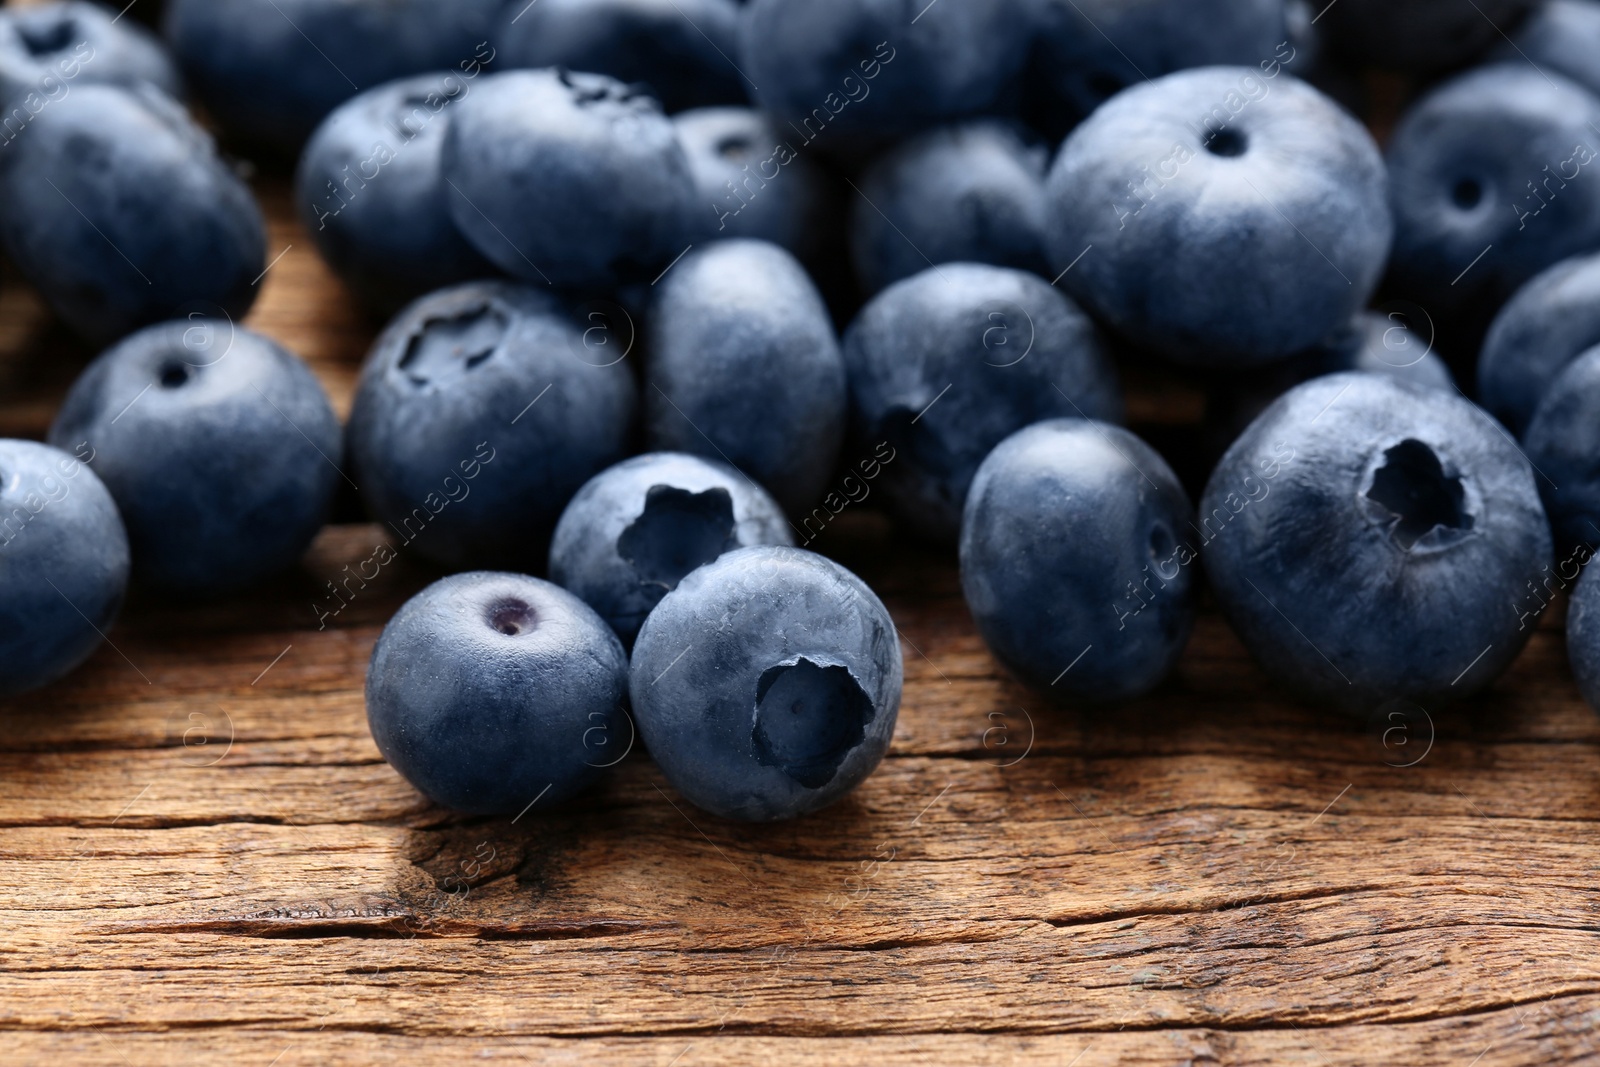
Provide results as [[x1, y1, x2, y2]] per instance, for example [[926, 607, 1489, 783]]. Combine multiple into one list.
[[3, 175, 1600, 1067]]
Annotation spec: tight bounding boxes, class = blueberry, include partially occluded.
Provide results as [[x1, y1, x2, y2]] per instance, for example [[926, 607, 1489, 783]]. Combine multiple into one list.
[[549, 452, 794, 646], [0, 439, 129, 696], [497, 0, 746, 113], [674, 106, 831, 257], [739, 0, 1032, 144], [296, 71, 499, 315], [1044, 68, 1391, 367], [630, 546, 901, 821], [0, 0, 181, 105], [163, 0, 505, 153], [843, 263, 1120, 542], [1025, 0, 1289, 130], [1491, 0, 1600, 96], [441, 68, 698, 290], [1320, 0, 1536, 72], [646, 239, 846, 514], [48, 320, 342, 596], [1268, 311, 1457, 395], [1333, 311, 1457, 391], [1282, 0, 1326, 75], [0, 82, 264, 345], [851, 121, 1050, 296], [1202, 373, 1552, 713], [1566, 558, 1600, 712], [1478, 251, 1600, 436], [347, 280, 638, 571], [366, 571, 630, 814], [1523, 346, 1600, 555], [1207, 310, 1457, 459], [961, 419, 1196, 702], [1278, 0, 1367, 116], [1385, 65, 1600, 348]]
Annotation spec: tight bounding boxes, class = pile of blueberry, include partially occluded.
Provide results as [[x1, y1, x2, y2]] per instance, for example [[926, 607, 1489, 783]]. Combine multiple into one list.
[[6, 0, 1600, 822]]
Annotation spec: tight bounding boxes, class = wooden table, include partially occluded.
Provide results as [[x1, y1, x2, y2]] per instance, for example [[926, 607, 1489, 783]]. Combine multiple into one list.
[[2, 176, 1598, 1067]]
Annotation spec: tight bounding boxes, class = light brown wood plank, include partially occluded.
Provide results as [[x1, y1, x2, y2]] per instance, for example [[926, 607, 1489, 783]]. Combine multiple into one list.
[[7, 1008, 1599, 1067]]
